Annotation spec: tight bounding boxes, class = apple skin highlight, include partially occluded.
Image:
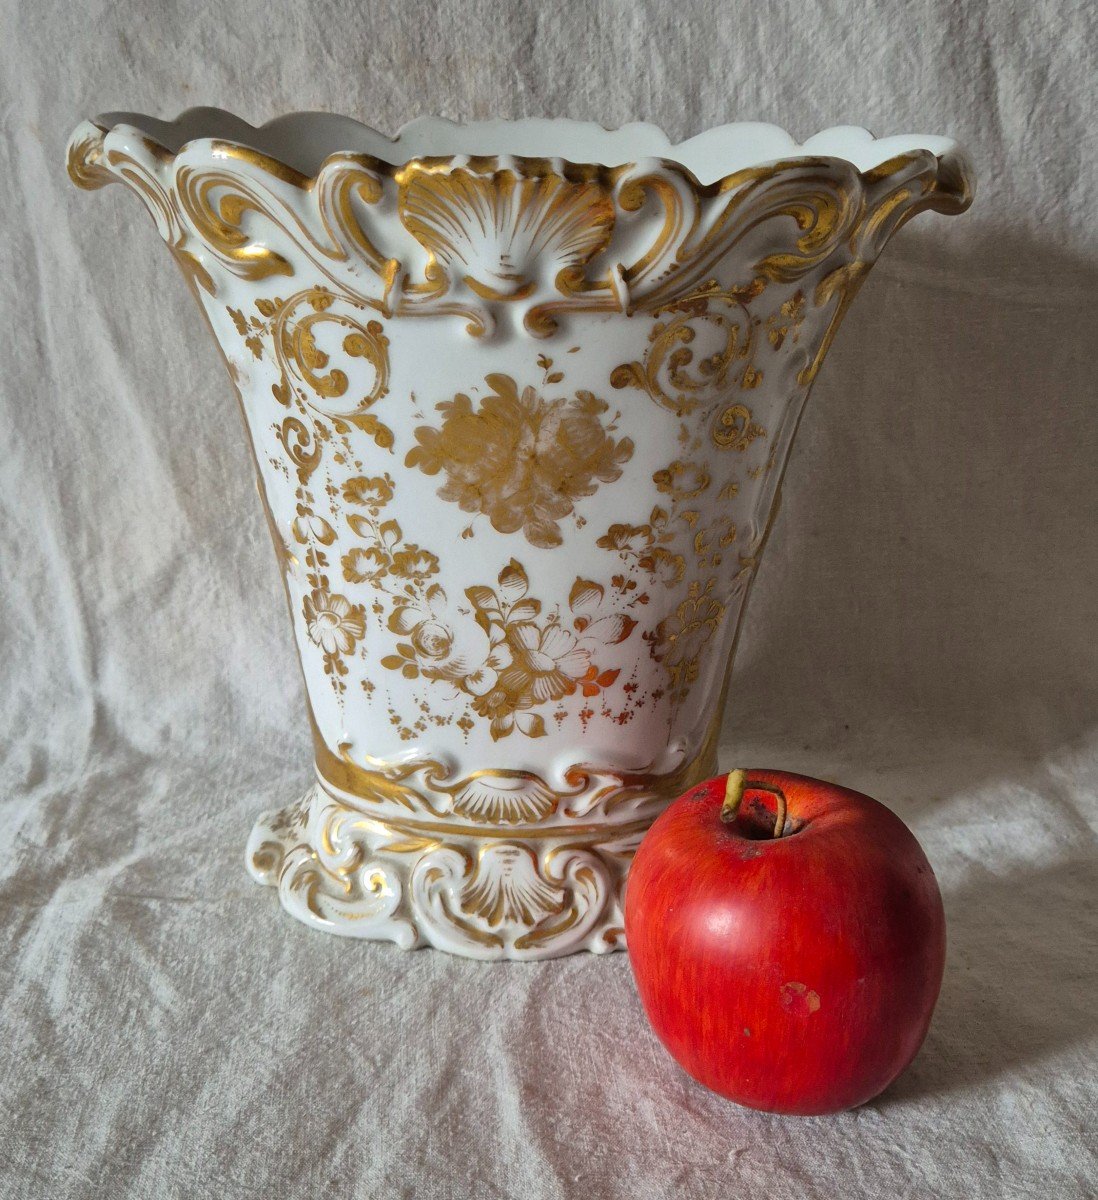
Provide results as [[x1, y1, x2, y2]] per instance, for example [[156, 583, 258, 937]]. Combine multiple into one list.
[[624, 770, 946, 1116]]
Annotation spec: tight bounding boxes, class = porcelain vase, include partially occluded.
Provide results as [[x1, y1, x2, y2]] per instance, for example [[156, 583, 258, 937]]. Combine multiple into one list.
[[67, 110, 973, 959]]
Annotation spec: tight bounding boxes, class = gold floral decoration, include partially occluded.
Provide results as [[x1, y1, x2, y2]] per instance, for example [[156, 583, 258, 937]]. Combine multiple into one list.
[[391, 546, 440, 581], [766, 290, 806, 349], [383, 560, 637, 742], [597, 454, 754, 707], [653, 459, 712, 502], [292, 510, 336, 546], [341, 546, 389, 585], [405, 373, 634, 548], [303, 589, 367, 676], [647, 579, 725, 704], [342, 474, 394, 508]]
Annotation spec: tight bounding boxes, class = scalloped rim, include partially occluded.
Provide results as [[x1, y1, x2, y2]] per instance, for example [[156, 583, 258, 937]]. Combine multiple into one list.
[[86, 106, 973, 196]]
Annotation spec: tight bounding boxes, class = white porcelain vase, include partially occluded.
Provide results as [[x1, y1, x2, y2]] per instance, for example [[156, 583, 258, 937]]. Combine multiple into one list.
[[67, 110, 973, 959]]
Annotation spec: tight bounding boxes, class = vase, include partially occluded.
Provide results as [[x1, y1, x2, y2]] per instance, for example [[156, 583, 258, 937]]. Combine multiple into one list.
[[67, 110, 973, 959]]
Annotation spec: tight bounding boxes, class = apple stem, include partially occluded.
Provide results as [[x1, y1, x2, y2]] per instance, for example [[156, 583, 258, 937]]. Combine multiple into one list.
[[721, 770, 789, 839]]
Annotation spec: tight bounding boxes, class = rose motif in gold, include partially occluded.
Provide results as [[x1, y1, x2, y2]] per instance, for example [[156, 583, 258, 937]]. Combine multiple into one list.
[[390, 546, 440, 581], [388, 582, 511, 695], [405, 373, 634, 548]]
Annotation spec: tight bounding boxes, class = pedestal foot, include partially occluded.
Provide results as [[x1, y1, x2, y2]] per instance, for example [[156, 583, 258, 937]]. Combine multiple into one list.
[[246, 783, 635, 960]]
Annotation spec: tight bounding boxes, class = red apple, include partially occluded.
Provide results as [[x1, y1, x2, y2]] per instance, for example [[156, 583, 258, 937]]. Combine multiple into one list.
[[625, 769, 945, 1115]]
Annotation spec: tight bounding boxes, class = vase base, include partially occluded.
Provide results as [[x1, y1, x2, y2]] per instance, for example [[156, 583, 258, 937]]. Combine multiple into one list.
[[245, 782, 641, 960]]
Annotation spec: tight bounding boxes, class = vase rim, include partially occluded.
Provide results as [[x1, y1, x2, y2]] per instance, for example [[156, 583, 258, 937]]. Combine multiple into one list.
[[83, 107, 971, 191]]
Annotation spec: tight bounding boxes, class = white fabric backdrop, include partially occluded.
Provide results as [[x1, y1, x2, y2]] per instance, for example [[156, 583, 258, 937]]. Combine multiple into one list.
[[2, 1, 1096, 1196]]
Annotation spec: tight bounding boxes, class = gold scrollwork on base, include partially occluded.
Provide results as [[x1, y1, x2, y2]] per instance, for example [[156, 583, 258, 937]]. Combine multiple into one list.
[[247, 724, 718, 959], [246, 782, 659, 960]]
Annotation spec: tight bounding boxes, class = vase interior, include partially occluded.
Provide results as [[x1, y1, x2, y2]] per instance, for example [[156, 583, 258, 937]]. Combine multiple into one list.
[[93, 107, 965, 184]]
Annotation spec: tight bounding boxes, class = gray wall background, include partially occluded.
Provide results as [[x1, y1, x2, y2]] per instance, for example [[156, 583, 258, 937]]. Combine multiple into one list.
[[2, 2, 1096, 1197]]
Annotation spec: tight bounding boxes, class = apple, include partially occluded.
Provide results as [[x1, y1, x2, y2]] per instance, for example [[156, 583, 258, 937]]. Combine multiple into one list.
[[624, 769, 945, 1115]]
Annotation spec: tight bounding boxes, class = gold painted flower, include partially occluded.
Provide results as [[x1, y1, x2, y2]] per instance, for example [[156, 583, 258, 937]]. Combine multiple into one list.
[[597, 523, 653, 554], [653, 460, 711, 501], [471, 685, 541, 741], [292, 512, 336, 545], [342, 546, 389, 584], [378, 558, 637, 741], [406, 373, 634, 548], [568, 577, 638, 645], [653, 581, 725, 693], [389, 584, 511, 693], [638, 546, 686, 586], [410, 620, 453, 661], [303, 589, 366, 656], [461, 642, 514, 698], [342, 475, 393, 509], [390, 546, 440, 581], [767, 290, 806, 349], [465, 566, 637, 737], [498, 623, 592, 704]]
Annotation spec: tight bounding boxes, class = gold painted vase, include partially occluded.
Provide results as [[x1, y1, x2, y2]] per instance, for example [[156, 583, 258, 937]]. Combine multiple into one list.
[[67, 110, 973, 959]]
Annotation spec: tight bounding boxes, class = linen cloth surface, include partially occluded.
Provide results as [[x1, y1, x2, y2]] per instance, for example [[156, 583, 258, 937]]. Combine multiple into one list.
[[1, 1, 1096, 1196]]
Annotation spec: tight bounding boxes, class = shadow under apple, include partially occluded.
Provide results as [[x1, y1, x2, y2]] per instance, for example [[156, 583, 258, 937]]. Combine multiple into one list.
[[882, 855, 1098, 1102]]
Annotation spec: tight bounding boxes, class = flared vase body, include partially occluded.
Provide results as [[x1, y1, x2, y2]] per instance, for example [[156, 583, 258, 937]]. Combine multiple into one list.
[[68, 112, 972, 958]]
